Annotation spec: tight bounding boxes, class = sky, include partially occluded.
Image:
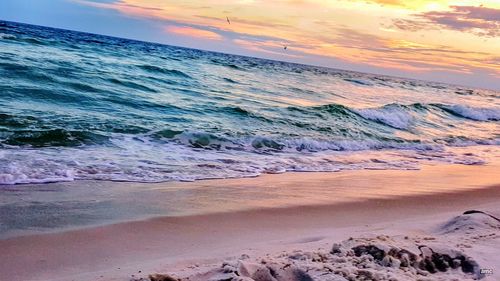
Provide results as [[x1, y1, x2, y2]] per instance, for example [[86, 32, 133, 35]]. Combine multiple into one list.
[[0, 0, 499, 90]]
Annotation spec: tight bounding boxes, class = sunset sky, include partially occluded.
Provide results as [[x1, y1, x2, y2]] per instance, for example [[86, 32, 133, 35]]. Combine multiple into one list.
[[1, 0, 499, 89]]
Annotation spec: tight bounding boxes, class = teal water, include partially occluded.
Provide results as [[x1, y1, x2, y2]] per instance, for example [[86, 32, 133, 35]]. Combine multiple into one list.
[[0, 20, 499, 184]]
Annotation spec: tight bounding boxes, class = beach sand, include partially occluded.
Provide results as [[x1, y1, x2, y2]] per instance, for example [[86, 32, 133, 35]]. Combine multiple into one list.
[[0, 163, 499, 281]]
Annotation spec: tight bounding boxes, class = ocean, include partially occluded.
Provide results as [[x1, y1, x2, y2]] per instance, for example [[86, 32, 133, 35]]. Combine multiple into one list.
[[1, 20, 499, 185]]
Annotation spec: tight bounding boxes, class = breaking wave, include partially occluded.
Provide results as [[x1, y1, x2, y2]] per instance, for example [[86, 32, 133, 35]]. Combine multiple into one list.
[[352, 104, 414, 130], [0, 20, 498, 185], [437, 104, 500, 121]]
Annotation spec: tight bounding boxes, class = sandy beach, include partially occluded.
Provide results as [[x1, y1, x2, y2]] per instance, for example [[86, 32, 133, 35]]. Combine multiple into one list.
[[1, 163, 499, 281], [2, 6, 500, 281]]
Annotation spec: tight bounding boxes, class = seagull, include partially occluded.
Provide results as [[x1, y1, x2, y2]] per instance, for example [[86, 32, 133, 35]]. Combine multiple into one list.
[[226, 17, 231, 25]]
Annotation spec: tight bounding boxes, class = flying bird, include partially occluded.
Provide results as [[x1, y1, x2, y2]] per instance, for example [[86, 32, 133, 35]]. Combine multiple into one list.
[[226, 17, 231, 24], [284, 46, 287, 50]]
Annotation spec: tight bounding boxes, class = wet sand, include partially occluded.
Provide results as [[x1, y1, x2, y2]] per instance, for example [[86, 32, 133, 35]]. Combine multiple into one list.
[[0, 163, 499, 280]]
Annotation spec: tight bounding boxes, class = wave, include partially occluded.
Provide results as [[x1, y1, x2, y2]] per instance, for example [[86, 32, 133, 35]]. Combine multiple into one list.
[[295, 102, 499, 130], [352, 104, 414, 130], [1, 21, 499, 185], [312, 103, 351, 114], [436, 104, 500, 121], [1, 116, 452, 152], [225, 64, 241, 70], [22, 37, 47, 45], [0, 169, 75, 185], [2, 102, 496, 149], [1, 132, 493, 185], [0, 33, 47, 45], [343, 78, 373, 86], [0, 61, 31, 72], [63, 81, 102, 93], [438, 137, 500, 147], [223, 77, 239, 84], [2, 86, 88, 106], [0, 113, 39, 128], [0, 33, 17, 40], [1, 129, 108, 147], [210, 58, 243, 70], [168, 131, 234, 150], [107, 78, 158, 93], [136, 64, 191, 78], [151, 129, 436, 152], [289, 103, 414, 130], [219, 106, 273, 122]]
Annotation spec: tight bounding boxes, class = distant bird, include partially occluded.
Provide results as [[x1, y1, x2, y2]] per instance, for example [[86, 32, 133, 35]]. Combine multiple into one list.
[[284, 46, 287, 50], [226, 17, 231, 25]]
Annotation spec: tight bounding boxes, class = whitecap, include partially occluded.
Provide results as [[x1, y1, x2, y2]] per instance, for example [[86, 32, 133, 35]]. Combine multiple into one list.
[[441, 105, 500, 121], [354, 105, 413, 130]]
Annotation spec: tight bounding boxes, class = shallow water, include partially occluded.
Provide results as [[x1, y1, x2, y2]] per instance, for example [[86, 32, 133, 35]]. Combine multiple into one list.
[[1, 159, 499, 238], [0, 20, 499, 184]]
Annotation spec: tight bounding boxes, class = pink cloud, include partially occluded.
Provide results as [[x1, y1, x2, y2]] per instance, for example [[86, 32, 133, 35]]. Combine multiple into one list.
[[393, 5, 500, 37]]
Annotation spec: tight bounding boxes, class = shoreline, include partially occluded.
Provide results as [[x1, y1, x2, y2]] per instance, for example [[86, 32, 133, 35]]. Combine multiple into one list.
[[1, 162, 500, 239], [0, 163, 499, 280]]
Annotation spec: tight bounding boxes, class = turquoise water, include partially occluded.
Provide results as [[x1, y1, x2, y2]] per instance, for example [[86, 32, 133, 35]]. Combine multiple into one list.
[[0, 20, 499, 184]]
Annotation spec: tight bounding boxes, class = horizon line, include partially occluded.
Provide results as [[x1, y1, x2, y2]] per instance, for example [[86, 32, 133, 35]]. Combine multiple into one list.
[[1, 18, 497, 92]]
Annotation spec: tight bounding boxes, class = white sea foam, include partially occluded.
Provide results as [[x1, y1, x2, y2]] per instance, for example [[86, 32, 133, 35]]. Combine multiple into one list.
[[353, 106, 413, 130], [443, 105, 500, 121], [0, 134, 493, 185], [0, 33, 16, 40], [0, 163, 75, 185]]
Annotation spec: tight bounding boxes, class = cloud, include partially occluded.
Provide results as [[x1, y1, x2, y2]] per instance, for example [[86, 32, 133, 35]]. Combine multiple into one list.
[[349, 0, 448, 9], [166, 26, 222, 40], [393, 5, 500, 37], [290, 27, 499, 75], [233, 39, 302, 58], [194, 15, 291, 29], [70, 0, 500, 89], [361, 0, 406, 6]]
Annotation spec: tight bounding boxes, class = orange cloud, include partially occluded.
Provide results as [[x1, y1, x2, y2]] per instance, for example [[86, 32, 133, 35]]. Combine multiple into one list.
[[165, 26, 222, 40], [73, 0, 500, 88], [392, 5, 500, 38], [233, 39, 302, 58]]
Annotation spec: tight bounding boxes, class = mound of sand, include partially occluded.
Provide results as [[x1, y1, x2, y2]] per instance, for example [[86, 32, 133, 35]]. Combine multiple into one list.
[[133, 211, 499, 281], [436, 210, 500, 235]]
